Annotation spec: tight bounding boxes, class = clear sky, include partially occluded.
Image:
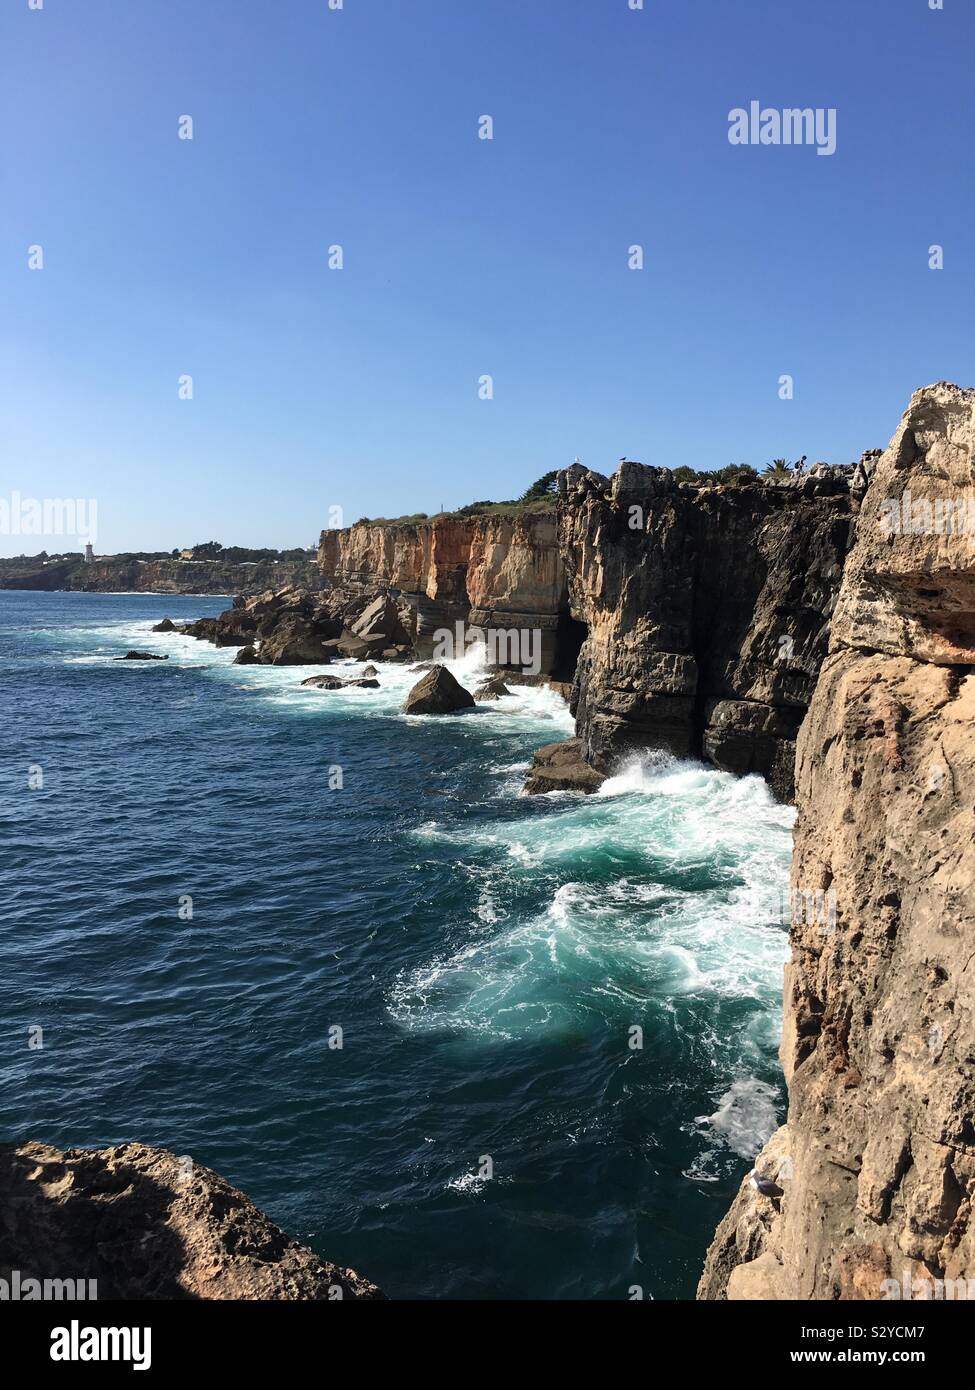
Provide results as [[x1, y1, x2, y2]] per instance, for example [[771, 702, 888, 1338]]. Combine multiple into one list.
[[2, 0, 973, 554]]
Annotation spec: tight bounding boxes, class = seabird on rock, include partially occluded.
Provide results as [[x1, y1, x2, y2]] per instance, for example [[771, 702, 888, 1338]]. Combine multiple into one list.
[[748, 1168, 784, 1199]]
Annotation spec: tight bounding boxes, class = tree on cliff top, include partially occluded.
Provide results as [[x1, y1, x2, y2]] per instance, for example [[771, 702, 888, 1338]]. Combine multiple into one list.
[[520, 470, 560, 502]]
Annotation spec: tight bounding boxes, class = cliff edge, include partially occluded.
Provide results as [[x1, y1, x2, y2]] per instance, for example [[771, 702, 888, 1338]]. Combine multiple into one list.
[[0, 1141, 382, 1300], [700, 382, 975, 1299]]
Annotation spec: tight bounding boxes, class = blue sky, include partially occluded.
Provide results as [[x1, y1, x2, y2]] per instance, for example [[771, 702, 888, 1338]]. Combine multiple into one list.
[[2, 0, 973, 553]]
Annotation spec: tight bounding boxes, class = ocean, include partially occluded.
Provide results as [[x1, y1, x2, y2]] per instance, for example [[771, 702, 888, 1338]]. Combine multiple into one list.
[[0, 590, 793, 1299]]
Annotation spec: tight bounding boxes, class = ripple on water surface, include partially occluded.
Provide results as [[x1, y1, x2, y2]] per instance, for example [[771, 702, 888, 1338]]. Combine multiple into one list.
[[0, 592, 793, 1299]]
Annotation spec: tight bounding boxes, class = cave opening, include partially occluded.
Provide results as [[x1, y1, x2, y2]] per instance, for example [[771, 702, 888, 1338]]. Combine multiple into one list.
[[552, 614, 587, 683]]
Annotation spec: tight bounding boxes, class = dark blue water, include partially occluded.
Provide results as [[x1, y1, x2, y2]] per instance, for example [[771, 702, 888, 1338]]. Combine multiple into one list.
[[0, 590, 793, 1298]]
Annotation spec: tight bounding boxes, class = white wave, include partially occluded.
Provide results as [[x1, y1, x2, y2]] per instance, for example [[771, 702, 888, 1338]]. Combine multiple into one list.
[[703, 1077, 781, 1159], [446, 1167, 494, 1196]]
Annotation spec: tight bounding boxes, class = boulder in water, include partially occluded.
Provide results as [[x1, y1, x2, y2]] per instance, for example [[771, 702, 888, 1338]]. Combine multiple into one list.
[[234, 646, 259, 665], [523, 738, 604, 794], [117, 651, 168, 661], [475, 676, 513, 701], [403, 665, 475, 715], [301, 675, 345, 690], [151, 618, 177, 633], [300, 675, 380, 691]]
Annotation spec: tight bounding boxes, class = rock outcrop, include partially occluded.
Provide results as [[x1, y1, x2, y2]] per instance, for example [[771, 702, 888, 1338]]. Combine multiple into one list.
[[403, 665, 475, 715], [557, 463, 853, 800], [522, 738, 605, 795], [301, 675, 379, 691], [0, 1141, 382, 1300], [319, 513, 571, 675], [0, 555, 324, 596], [474, 676, 513, 701], [700, 383, 975, 1301]]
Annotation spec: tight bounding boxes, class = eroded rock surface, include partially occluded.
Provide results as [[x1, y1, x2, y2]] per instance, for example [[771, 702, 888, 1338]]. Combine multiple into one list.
[[319, 513, 568, 673], [0, 1141, 382, 1300], [558, 462, 853, 800], [403, 665, 475, 715], [700, 382, 975, 1301], [523, 738, 605, 795]]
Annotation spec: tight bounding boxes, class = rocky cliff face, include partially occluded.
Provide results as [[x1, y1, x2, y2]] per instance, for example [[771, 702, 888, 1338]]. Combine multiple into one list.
[[557, 464, 854, 800], [699, 383, 975, 1300], [319, 513, 571, 672], [0, 555, 324, 596], [315, 484, 855, 791], [0, 1141, 382, 1299]]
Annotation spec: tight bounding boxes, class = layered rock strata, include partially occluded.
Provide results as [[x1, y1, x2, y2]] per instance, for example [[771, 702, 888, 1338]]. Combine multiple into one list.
[[700, 382, 975, 1300], [319, 513, 571, 674]]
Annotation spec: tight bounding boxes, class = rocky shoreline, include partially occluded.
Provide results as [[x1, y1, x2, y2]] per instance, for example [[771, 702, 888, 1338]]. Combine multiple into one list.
[[172, 451, 873, 802], [85, 381, 973, 1302], [0, 554, 324, 596], [0, 1141, 382, 1300], [699, 381, 975, 1300]]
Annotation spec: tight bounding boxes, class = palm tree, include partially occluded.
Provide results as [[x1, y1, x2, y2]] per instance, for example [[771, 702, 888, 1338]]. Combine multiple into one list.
[[764, 458, 790, 475]]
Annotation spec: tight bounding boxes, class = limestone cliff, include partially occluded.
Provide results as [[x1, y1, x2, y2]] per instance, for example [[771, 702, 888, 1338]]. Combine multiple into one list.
[[557, 463, 854, 800], [699, 383, 975, 1300], [319, 513, 572, 673], [0, 555, 324, 596], [315, 485, 855, 792], [0, 1140, 382, 1299]]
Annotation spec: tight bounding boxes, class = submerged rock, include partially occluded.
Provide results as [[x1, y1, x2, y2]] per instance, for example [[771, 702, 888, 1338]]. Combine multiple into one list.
[[361, 664, 379, 678], [403, 665, 475, 715], [523, 738, 604, 794], [300, 675, 380, 691], [300, 675, 345, 690], [0, 1140, 382, 1300], [117, 651, 168, 661], [474, 676, 513, 701]]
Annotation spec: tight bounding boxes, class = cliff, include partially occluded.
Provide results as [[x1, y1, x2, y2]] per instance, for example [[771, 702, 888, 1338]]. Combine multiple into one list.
[[557, 464, 854, 800], [699, 382, 975, 1300], [319, 512, 573, 673], [314, 484, 856, 794], [0, 1140, 382, 1299], [0, 555, 324, 596]]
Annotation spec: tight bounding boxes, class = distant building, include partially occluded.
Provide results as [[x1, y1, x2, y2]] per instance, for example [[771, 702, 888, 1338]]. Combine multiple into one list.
[[84, 543, 95, 564], [179, 548, 194, 560]]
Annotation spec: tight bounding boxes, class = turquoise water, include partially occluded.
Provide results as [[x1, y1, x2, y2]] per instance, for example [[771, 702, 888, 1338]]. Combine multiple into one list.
[[0, 590, 793, 1298]]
